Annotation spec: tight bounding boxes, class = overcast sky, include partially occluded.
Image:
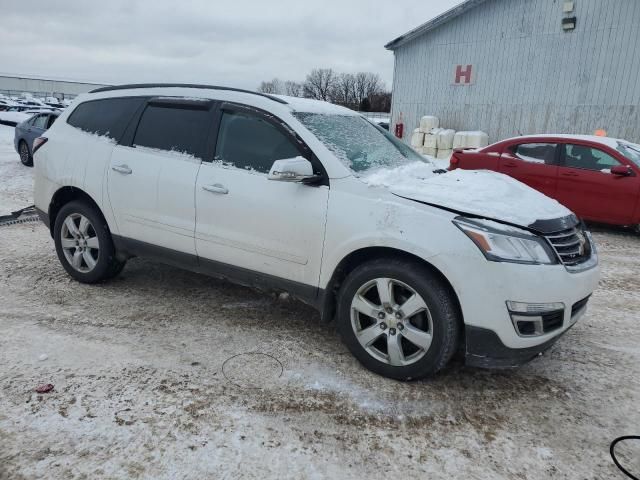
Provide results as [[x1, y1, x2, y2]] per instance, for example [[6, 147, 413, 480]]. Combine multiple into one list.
[[1, 0, 461, 90]]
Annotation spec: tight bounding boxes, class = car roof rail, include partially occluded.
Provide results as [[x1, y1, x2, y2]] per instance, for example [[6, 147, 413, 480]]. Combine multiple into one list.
[[88, 83, 289, 105]]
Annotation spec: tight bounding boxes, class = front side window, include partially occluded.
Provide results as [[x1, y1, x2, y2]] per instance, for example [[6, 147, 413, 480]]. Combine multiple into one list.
[[133, 105, 211, 159], [564, 144, 621, 171], [67, 97, 146, 142], [32, 114, 48, 129], [46, 115, 57, 129], [214, 111, 301, 173], [616, 142, 640, 168], [294, 113, 425, 173], [512, 143, 557, 165]]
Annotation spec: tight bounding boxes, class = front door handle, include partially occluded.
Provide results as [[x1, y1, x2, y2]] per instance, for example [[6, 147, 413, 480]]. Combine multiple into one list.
[[503, 162, 517, 168], [202, 183, 228, 195], [112, 164, 132, 175], [561, 172, 579, 177]]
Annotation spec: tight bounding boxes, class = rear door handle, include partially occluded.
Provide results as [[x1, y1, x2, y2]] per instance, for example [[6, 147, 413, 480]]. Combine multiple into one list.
[[202, 183, 228, 195], [111, 164, 132, 175], [561, 172, 579, 177], [503, 162, 517, 168]]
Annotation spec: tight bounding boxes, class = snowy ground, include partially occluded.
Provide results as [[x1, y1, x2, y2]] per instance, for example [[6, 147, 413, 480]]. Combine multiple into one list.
[[0, 123, 639, 479]]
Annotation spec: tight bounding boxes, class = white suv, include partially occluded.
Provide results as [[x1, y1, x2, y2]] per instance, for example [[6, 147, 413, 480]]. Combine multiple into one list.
[[33, 84, 600, 380]]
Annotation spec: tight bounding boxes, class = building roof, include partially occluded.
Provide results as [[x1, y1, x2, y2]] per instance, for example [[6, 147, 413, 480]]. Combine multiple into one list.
[[0, 72, 108, 86], [384, 0, 488, 50]]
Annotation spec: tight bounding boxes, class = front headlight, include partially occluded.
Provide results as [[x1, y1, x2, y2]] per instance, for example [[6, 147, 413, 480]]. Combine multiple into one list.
[[453, 217, 557, 265]]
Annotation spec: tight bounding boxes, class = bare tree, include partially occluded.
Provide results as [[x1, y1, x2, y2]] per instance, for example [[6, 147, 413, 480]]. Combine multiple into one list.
[[368, 92, 392, 113], [303, 68, 337, 101], [354, 72, 384, 107], [284, 80, 304, 97], [258, 78, 284, 95], [331, 73, 356, 106]]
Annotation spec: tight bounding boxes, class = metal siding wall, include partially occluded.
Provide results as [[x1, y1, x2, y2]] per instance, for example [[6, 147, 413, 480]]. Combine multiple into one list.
[[390, 0, 640, 144], [0, 76, 106, 97]]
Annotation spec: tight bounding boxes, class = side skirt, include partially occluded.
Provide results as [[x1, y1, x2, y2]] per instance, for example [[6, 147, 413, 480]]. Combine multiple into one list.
[[112, 235, 323, 310]]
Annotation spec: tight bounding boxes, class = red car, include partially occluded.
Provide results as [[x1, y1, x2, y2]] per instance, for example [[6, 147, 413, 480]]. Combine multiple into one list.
[[450, 135, 640, 229]]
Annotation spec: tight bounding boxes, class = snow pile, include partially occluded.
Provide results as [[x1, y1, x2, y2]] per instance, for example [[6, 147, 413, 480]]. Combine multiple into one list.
[[361, 162, 572, 225], [0, 111, 31, 126], [363, 161, 436, 187]]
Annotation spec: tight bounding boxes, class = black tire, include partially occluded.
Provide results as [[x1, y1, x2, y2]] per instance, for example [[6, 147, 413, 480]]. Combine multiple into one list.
[[53, 200, 126, 283], [336, 258, 461, 381], [19, 140, 33, 167]]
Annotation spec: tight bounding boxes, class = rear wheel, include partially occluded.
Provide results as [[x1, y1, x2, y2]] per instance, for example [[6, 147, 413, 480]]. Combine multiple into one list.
[[19, 140, 32, 167], [53, 201, 125, 283], [336, 258, 461, 380]]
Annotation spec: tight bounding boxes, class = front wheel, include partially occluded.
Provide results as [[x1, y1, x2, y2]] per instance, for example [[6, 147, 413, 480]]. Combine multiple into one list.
[[53, 201, 125, 283], [336, 258, 461, 380]]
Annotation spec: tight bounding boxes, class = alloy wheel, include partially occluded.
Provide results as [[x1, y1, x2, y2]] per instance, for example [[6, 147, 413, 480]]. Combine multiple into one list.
[[60, 213, 100, 273], [19, 143, 30, 164], [350, 277, 433, 367]]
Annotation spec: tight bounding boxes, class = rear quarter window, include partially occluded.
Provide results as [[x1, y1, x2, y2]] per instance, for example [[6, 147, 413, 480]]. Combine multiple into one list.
[[67, 97, 146, 142]]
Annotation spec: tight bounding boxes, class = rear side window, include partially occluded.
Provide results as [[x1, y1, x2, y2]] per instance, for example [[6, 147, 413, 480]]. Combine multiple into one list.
[[215, 111, 301, 173], [67, 97, 145, 141], [512, 143, 557, 165], [32, 115, 48, 129], [132, 105, 211, 159]]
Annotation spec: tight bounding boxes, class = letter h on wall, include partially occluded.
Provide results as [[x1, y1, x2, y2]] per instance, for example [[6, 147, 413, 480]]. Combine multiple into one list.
[[454, 64, 473, 85]]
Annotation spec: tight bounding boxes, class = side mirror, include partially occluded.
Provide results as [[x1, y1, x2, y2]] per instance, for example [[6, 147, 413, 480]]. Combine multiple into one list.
[[611, 165, 633, 176], [268, 156, 316, 182]]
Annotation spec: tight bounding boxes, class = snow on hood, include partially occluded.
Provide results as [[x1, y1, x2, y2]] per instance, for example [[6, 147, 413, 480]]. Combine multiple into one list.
[[362, 162, 572, 227]]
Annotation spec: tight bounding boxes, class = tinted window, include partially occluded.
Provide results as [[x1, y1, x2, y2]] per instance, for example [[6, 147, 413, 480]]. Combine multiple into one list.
[[67, 97, 145, 141], [46, 115, 57, 129], [215, 111, 301, 173], [33, 114, 48, 129], [133, 105, 211, 158], [513, 143, 557, 165], [564, 144, 620, 171]]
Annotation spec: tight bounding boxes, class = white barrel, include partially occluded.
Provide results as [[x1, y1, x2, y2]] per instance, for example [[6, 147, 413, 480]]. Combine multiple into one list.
[[453, 131, 489, 149], [453, 131, 468, 149], [410, 129, 425, 148], [436, 129, 455, 150], [436, 149, 453, 160], [421, 147, 437, 157], [419, 115, 439, 133], [423, 134, 437, 148]]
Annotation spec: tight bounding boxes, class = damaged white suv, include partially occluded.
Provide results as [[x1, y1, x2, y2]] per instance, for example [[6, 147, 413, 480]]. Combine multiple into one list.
[[33, 84, 600, 380]]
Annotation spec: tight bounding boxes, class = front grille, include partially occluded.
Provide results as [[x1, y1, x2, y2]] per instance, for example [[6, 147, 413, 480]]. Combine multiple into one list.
[[545, 226, 591, 266], [571, 296, 590, 317]]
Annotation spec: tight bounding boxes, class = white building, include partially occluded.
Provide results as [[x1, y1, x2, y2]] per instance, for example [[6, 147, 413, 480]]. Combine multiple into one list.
[[0, 74, 107, 100], [386, 0, 640, 143]]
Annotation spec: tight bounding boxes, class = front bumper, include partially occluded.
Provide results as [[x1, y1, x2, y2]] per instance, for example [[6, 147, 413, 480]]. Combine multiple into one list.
[[465, 324, 574, 369]]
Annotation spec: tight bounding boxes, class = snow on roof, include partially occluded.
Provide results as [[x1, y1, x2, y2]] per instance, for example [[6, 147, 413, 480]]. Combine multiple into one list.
[[512, 134, 624, 149], [385, 0, 488, 50], [274, 95, 359, 115], [85, 84, 357, 116]]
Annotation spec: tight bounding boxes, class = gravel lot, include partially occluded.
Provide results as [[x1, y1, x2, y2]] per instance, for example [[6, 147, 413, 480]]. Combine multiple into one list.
[[0, 124, 639, 479]]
